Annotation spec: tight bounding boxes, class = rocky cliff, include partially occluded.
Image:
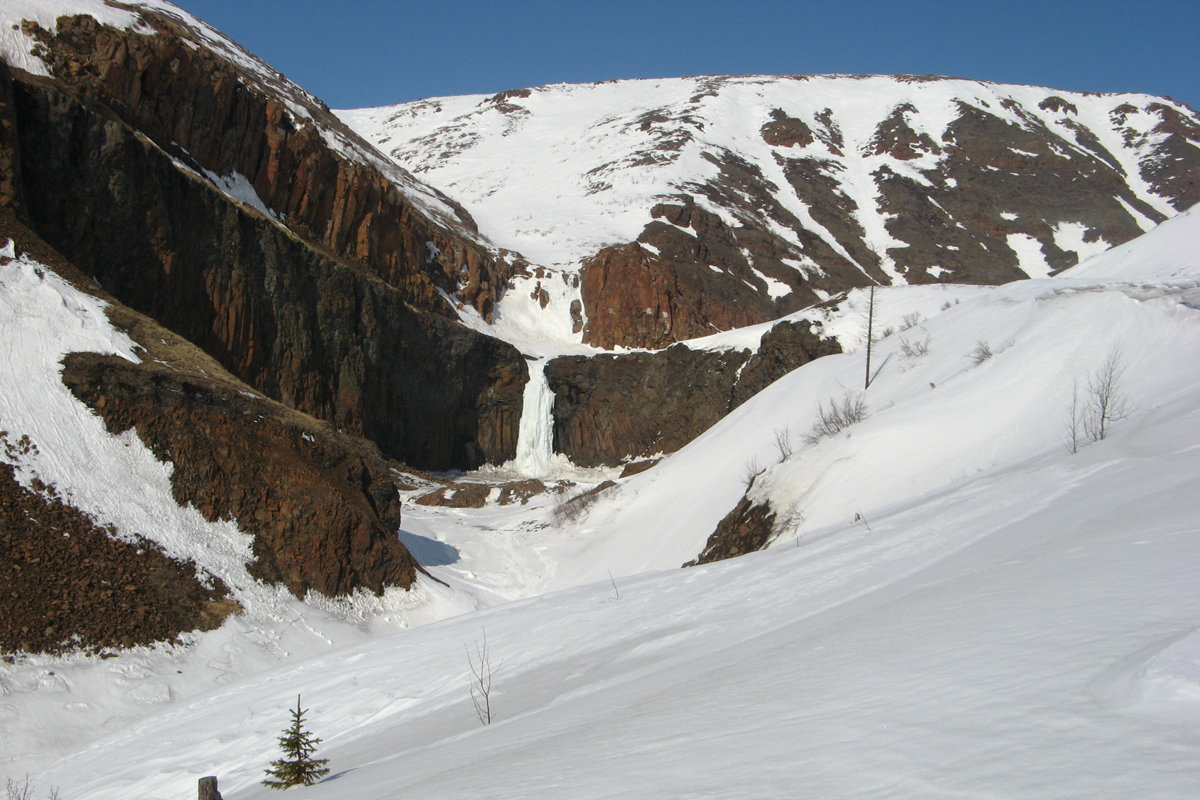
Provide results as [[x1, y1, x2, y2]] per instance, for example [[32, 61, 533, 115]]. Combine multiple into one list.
[[2, 9, 526, 470], [547, 320, 840, 466], [0, 213, 425, 652]]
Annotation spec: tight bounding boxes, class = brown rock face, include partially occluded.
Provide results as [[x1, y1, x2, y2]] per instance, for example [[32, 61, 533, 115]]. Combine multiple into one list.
[[0, 62, 23, 217], [62, 350, 418, 599], [761, 109, 814, 148], [686, 495, 776, 566], [21, 12, 511, 318], [0, 445, 235, 654], [8, 62, 525, 469], [548, 321, 839, 466], [581, 200, 807, 349]]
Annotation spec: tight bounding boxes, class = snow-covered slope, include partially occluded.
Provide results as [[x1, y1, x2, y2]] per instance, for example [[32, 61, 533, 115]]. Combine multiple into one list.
[[342, 75, 1189, 270], [5, 188, 1199, 799], [342, 75, 1200, 349]]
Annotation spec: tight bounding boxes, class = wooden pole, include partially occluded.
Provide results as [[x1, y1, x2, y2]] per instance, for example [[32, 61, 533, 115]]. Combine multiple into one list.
[[864, 286, 875, 390]]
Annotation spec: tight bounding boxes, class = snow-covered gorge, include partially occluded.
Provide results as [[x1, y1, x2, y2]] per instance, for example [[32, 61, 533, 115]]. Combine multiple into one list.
[[5, 206, 1200, 800]]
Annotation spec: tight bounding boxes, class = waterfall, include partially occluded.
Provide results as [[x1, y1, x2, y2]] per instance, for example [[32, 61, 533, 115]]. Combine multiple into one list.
[[512, 358, 554, 476]]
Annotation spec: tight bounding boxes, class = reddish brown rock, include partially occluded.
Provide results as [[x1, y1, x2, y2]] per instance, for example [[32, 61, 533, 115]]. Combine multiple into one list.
[[580, 200, 798, 349], [63, 347, 419, 599], [6, 41, 526, 470], [761, 108, 814, 148], [686, 495, 776, 566], [21, 12, 510, 318], [0, 453, 236, 654], [548, 320, 839, 466]]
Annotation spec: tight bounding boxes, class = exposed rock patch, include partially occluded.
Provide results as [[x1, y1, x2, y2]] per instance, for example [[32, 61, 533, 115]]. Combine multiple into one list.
[[62, 348, 418, 598], [686, 495, 776, 566], [760, 109, 814, 148], [548, 321, 838, 466], [414, 478, 563, 508], [0, 455, 235, 655]]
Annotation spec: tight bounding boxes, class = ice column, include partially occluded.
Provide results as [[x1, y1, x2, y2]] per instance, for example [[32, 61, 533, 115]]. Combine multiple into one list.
[[513, 358, 554, 476]]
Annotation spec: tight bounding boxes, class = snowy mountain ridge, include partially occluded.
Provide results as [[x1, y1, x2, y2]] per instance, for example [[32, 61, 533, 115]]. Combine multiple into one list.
[[342, 74, 1183, 267], [342, 73, 1200, 350]]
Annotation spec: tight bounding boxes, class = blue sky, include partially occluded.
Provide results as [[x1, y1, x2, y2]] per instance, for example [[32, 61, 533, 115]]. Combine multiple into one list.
[[179, 0, 1200, 110]]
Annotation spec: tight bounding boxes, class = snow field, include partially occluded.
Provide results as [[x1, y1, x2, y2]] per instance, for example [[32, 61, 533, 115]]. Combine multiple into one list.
[[2, 160, 1199, 800], [339, 74, 1189, 284]]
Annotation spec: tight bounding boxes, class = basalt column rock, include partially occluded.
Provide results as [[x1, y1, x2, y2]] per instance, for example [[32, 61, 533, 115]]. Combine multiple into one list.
[[63, 350, 419, 598], [10, 74, 525, 469], [20, 11, 512, 318], [547, 320, 839, 466]]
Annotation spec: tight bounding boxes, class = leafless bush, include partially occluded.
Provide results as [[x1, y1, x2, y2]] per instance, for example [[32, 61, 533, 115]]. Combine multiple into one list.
[[941, 300, 952, 311], [969, 340, 993, 365], [467, 630, 496, 726], [744, 457, 764, 489], [1083, 347, 1129, 443], [1065, 347, 1131, 452], [899, 335, 930, 358], [552, 480, 616, 524], [805, 392, 868, 444], [899, 312, 923, 331], [1064, 379, 1083, 455], [4, 777, 60, 800], [773, 427, 793, 461]]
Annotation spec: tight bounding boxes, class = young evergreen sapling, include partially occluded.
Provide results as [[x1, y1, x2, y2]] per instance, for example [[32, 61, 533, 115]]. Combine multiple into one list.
[[262, 694, 330, 789]]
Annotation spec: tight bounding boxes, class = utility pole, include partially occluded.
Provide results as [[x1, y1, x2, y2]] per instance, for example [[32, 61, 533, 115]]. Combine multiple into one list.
[[864, 286, 875, 390]]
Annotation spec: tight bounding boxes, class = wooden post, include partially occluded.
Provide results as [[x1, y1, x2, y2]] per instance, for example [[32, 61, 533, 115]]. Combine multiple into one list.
[[198, 776, 223, 800], [864, 286, 875, 390]]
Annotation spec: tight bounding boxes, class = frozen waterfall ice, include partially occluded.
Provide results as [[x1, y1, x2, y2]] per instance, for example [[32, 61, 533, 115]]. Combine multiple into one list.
[[512, 357, 554, 476]]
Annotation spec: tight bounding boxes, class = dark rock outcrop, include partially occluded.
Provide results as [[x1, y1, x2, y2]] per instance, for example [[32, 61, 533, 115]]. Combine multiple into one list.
[[20, 11, 511, 317], [414, 478, 556, 508], [581, 199, 824, 349], [0, 447, 236, 654], [548, 320, 838, 466], [63, 347, 417, 599], [8, 64, 525, 469], [686, 495, 776, 566]]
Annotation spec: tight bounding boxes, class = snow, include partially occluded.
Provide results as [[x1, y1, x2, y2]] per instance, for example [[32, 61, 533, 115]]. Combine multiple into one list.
[[3, 130, 1200, 800], [1008, 231, 1051, 277], [1053, 221, 1111, 267], [338, 75, 1194, 292]]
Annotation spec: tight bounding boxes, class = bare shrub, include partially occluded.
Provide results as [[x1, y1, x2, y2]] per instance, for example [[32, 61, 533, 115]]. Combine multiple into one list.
[[1064, 379, 1083, 455], [805, 392, 868, 444], [941, 300, 952, 310], [468, 630, 497, 726], [773, 427, 793, 461], [1083, 347, 1129, 443], [969, 340, 993, 365], [4, 777, 60, 800], [899, 312, 923, 331], [1065, 347, 1131, 452], [552, 480, 616, 524], [744, 457, 764, 489], [899, 335, 930, 358], [875, 325, 895, 342]]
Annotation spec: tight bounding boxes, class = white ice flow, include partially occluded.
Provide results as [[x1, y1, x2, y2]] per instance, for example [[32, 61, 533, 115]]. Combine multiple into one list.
[[510, 357, 555, 477]]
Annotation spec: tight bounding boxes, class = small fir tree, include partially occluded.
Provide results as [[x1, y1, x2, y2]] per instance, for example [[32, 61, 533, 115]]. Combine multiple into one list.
[[262, 694, 330, 790]]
